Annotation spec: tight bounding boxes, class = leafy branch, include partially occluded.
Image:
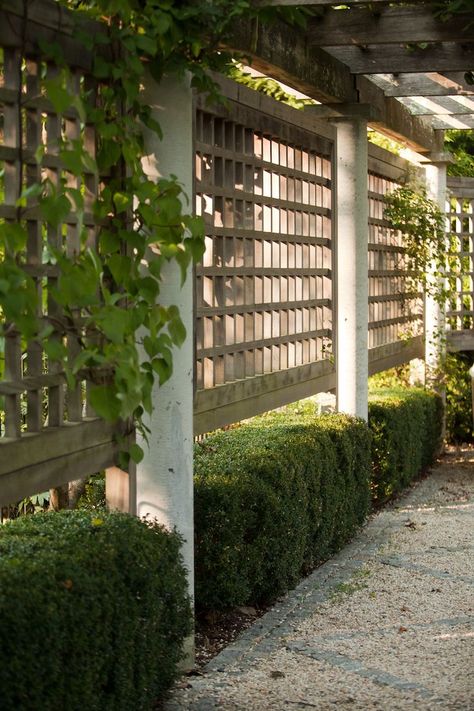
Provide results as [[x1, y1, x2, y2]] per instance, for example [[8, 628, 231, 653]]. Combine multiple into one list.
[[384, 183, 452, 307]]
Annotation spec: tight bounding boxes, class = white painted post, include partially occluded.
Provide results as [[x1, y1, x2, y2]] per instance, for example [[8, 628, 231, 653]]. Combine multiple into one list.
[[333, 117, 369, 420], [424, 157, 449, 386], [136, 73, 195, 663]]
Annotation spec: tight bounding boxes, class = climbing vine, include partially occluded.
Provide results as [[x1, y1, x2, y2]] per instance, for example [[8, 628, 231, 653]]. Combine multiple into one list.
[[0, 0, 307, 464], [384, 183, 450, 306]]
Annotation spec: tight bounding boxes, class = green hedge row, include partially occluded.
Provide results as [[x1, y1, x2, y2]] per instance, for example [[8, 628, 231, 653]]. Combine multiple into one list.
[[195, 388, 443, 611], [368, 387, 443, 504], [194, 407, 371, 611], [0, 511, 191, 711]]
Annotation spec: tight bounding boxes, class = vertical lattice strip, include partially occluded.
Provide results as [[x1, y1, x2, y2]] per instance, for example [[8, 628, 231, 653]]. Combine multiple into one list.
[[3, 48, 22, 438], [446, 184, 474, 331], [25, 57, 43, 432]]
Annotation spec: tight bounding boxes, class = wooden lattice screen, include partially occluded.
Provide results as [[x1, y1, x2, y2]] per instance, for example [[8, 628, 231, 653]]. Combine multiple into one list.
[[367, 144, 424, 374], [193, 80, 336, 433], [0, 3, 119, 507], [446, 176, 474, 334]]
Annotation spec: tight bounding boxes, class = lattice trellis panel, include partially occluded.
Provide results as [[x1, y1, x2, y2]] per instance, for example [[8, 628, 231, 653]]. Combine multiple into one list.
[[0, 31, 118, 505], [367, 151, 424, 355], [194, 94, 334, 405], [446, 183, 474, 331]]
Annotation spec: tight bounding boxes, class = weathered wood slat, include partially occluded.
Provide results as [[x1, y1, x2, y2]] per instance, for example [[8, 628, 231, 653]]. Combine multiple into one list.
[[196, 187, 332, 215], [194, 359, 335, 435], [397, 95, 474, 116], [368, 314, 421, 328], [368, 336, 424, 376], [369, 72, 474, 98], [447, 331, 474, 352], [0, 419, 120, 476], [0, 439, 118, 508], [200, 228, 332, 245], [198, 328, 332, 359], [326, 43, 474, 75], [196, 266, 332, 277], [307, 8, 474, 47], [198, 299, 332, 317], [0, 373, 64, 395]]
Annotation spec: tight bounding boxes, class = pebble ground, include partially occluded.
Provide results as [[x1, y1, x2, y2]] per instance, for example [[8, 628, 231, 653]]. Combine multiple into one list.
[[166, 447, 474, 710]]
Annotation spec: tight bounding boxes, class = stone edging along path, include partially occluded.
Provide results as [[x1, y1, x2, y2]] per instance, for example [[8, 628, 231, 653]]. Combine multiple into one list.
[[166, 447, 474, 710]]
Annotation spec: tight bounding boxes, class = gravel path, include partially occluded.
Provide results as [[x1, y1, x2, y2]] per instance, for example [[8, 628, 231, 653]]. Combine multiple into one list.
[[167, 447, 474, 710]]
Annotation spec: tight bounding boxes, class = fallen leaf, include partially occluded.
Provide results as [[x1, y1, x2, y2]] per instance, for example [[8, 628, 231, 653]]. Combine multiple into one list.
[[398, 626, 408, 633]]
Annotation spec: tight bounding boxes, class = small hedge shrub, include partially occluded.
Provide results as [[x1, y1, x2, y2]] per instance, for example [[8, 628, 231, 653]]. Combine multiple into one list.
[[0, 510, 192, 711], [368, 387, 443, 504], [194, 407, 371, 611]]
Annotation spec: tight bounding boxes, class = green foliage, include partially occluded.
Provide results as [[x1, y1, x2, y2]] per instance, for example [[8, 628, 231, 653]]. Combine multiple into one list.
[[368, 388, 443, 505], [368, 364, 410, 390], [384, 184, 451, 305], [0, 510, 192, 710], [444, 351, 474, 443], [445, 130, 474, 177], [227, 65, 315, 110], [1, 0, 303, 461], [194, 409, 371, 610], [367, 130, 404, 155]]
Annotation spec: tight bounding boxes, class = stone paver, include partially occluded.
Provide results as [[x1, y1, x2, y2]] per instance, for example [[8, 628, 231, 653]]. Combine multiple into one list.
[[167, 447, 474, 710]]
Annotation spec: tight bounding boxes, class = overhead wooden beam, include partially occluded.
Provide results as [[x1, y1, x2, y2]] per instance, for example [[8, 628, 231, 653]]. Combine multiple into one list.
[[357, 75, 443, 152], [307, 7, 474, 46], [428, 115, 474, 129], [368, 72, 474, 97], [228, 17, 357, 104], [325, 43, 474, 74], [397, 95, 474, 116], [228, 20, 440, 152]]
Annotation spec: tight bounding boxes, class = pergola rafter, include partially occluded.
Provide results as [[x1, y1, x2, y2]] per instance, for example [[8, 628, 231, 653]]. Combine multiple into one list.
[[233, 1, 474, 150], [306, 7, 474, 47]]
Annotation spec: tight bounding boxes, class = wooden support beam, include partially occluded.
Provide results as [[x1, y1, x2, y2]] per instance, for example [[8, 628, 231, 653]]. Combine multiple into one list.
[[307, 7, 474, 47], [357, 76, 442, 152], [228, 17, 357, 104], [228, 21, 440, 152], [369, 72, 474, 97], [326, 43, 474, 74]]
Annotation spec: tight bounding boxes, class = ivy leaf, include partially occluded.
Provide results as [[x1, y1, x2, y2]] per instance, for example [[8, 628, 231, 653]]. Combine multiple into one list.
[[43, 339, 67, 362], [129, 443, 144, 463], [168, 306, 186, 347], [0, 223, 27, 254], [44, 73, 74, 114], [135, 35, 158, 55], [89, 384, 121, 421], [108, 254, 132, 285], [113, 192, 133, 214], [151, 357, 173, 385], [95, 306, 130, 344], [40, 193, 71, 228]]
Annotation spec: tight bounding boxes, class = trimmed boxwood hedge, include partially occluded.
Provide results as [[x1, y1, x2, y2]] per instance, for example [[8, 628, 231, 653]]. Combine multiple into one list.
[[194, 388, 443, 611], [368, 387, 443, 505], [0, 510, 192, 711], [194, 407, 372, 611]]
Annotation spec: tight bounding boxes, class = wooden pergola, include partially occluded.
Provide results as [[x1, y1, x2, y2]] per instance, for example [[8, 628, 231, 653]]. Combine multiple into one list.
[[231, 0, 474, 151]]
